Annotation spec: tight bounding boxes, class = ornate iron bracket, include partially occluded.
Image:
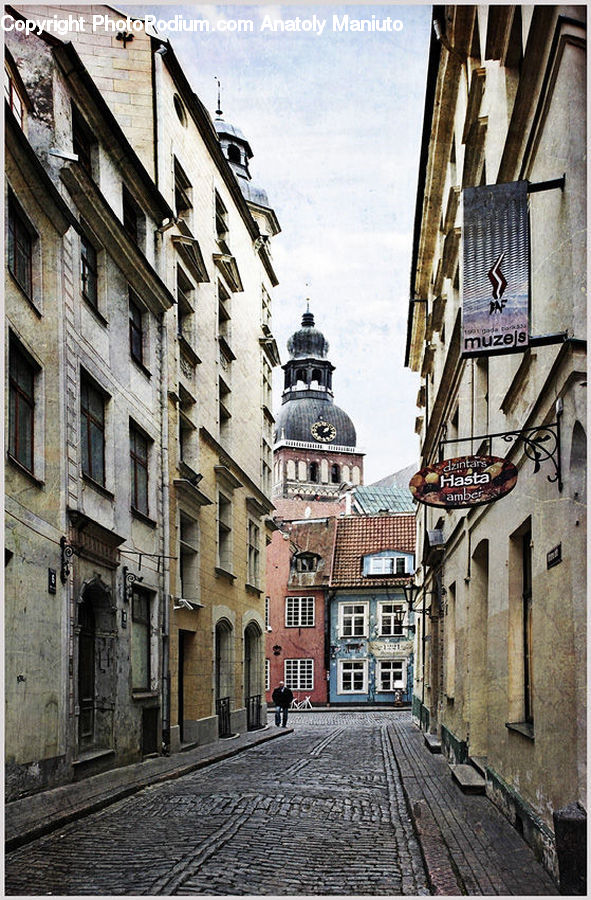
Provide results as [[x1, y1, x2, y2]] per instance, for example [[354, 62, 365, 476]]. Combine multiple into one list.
[[60, 537, 77, 584], [122, 565, 144, 603], [438, 418, 562, 491]]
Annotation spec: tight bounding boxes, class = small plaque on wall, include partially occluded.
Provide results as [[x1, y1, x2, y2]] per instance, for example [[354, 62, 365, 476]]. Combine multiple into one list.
[[547, 544, 562, 569], [48, 568, 57, 594]]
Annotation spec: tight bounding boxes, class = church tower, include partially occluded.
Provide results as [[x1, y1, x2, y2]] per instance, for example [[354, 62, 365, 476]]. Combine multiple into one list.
[[273, 308, 364, 501]]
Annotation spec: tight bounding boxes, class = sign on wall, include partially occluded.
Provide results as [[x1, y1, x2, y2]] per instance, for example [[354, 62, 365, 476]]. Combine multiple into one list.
[[462, 181, 529, 357], [409, 455, 518, 508]]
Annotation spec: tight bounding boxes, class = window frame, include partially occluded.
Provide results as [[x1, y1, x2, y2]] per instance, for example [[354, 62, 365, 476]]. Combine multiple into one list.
[[284, 658, 314, 691], [247, 518, 260, 588], [339, 601, 368, 638], [80, 232, 98, 309], [376, 659, 406, 692], [8, 338, 37, 473], [7, 193, 33, 298], [378, 602, 406, 636], [5, 67, 24, 128], [338, 659, 368, 694], [80, 371, 106, 486], [129, 290, 145, 367], [285, 596, 315, 628], [131, 586, 152, 692], [129, 422, 149, 516]]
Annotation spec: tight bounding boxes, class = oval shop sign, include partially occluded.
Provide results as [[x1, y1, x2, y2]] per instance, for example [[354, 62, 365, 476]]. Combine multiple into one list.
[[409, 455, 518, 508]]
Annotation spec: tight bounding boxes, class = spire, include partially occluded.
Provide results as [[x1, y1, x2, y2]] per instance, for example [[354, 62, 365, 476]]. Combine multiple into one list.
[[215, 76, 223, 118], [302, 301, 314, 328]]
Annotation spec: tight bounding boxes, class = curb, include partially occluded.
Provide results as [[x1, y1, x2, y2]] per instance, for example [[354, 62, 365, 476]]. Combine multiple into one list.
[[6, 728, 292, 852]]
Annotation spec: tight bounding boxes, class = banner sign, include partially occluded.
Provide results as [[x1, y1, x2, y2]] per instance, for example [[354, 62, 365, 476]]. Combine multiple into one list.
[[409, 455, 518, 508], [462, 181, 529, 357]]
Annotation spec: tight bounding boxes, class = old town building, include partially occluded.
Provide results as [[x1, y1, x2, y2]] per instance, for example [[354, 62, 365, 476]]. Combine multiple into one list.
[[406, 5, 586, 883], [266, 310, 416, 707], [329, 514, 415, 706], [5, 5, 279, 796]]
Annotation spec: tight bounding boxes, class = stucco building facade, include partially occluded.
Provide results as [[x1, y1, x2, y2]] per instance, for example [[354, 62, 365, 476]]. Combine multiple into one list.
[[5, 5, 279, 796], [406, 5, 586, 882]]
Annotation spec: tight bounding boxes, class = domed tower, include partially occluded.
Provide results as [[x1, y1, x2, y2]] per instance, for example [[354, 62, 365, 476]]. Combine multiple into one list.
[[213, 90, 280, 241], [273, 307, 364, 500]]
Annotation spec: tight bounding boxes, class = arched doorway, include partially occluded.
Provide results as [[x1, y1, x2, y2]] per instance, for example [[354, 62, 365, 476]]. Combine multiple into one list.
[[244, 621, 263, 730], [78, 595, 96, 749], [77, 577, 115, 753], [468, 539, 489, 757], [214, 619, 233, 737]]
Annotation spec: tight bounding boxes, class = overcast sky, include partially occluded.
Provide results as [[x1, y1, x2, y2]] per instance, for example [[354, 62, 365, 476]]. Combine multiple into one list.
[[137, 2, 432, 482]]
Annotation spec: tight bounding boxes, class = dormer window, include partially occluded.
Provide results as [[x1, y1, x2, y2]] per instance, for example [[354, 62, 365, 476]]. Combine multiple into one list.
[[294, 553, 319, 573], [364, 553, 408, 576]]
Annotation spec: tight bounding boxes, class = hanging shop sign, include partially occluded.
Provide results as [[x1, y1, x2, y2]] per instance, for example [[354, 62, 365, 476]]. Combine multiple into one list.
[[462, 180, 529, 358], [409, 455, 518, 508]]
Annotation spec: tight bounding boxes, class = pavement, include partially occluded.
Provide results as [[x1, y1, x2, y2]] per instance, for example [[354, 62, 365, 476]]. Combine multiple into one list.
[[5, 725, 293, 852], [5, 711, 558, 895]]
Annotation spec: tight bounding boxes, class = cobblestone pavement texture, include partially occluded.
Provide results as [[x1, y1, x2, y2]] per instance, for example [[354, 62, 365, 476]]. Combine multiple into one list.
[[5, 712, 558, 896]]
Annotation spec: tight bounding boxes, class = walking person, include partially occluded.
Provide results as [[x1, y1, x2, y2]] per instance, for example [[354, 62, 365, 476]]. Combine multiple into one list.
[[272, 680, 293, 727]]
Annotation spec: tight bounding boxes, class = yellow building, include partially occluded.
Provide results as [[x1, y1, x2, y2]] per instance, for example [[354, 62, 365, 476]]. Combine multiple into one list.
[[5, 5, 280, 795], [406, 5, 586, 886]]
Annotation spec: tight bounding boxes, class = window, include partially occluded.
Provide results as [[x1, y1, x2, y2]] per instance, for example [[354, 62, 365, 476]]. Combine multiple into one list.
[[131, 587, 151, 690], [377, 659, 406, 692], [177, 266, 194, 343], [130, 424, 149, 515], [285, 596, 315, 628], [331, 463, 340, 484], [8, 340, 36, 472], [8, 194, 33, 296], [262, 357, 272, 411], [284, 658, 313, 691], [217, 492, 232, 571], [179, 513, 199, 600], [80, 234, 98, 308], [265, 596, 270, 629], [247, 520, 260, 588], [122, 186, 143, 246], [338, 659, 367, 693], [80, 373, 105, 485], [366, 555, 407, 576], [174, 158, 192, 220], [379, 603, 405, 636], [5, 68, 23, 127], [261, 285, 271, 330], [309, 461, 319, 483], [215, 191, 228, 239], [261, 439, 272, 497], [295, 553, 318, 573], [227, 143, 241, 164], [72, 107, 94, 176], [129, 292, 144, 366], [265, 658, 270, 691], [522, 529, 534, 724], [340, 603, 368, 637]]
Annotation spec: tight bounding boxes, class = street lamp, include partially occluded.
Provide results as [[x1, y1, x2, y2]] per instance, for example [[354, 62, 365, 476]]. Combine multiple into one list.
[[402, 579, 420, 608]]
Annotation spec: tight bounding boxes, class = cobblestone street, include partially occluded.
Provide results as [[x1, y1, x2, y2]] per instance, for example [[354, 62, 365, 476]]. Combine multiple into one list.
[[5, 712, 429, 896]]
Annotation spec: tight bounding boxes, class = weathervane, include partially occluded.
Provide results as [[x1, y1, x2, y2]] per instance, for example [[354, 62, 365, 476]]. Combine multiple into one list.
[[215, 76, 223, 117]]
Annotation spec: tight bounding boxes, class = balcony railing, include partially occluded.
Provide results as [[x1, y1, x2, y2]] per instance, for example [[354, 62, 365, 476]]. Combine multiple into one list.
[[246, 694, 262, 731], [216, 696, 232, 738]]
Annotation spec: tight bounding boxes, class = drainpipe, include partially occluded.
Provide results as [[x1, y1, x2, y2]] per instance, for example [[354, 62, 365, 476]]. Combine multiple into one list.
[[158, 316, 171, 752]]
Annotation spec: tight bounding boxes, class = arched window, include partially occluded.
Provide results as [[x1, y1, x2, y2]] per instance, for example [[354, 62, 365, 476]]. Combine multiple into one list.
[[227, 144, 241, 164], [331, 463, 340, 484], [309, 461, 319, 483], [311, 368, 323, 388]]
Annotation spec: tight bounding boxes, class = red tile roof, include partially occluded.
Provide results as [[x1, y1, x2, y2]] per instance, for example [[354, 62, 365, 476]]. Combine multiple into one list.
[[330, 514, 416, 587]]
